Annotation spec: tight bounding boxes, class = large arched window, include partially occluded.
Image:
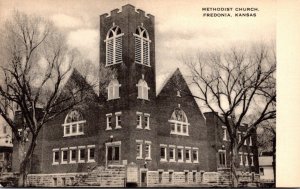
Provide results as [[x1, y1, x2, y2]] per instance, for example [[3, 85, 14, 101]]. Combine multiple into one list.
[[134, 26, 151, 66], [62, 110, 86, 137], [107, 78, 121, 100], [168, 107, 190, 136], [136, 76, 149, 100], [105, 25, 123, 66]]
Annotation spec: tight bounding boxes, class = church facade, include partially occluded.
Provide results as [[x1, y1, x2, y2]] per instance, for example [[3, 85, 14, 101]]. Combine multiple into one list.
[[12, 4, 259, 186]]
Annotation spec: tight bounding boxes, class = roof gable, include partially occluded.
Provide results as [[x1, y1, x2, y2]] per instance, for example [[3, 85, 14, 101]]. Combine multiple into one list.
[[157, 68, 206, 120]]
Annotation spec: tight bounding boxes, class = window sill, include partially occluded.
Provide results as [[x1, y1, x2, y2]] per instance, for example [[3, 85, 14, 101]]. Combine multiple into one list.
[[170, 132, 189, 136], [193, 161, 199, 164], [178, 160, 184, 163], [106, 128, 112, 131], [115, 126, 122, 129], [186, 160, 192, 163], [52, 162, 59, 165], [160, 159, 167, 162], [78, 160, 85, 163], [107, 97, 120, 101], [105, 62, 122, 67], [169, 159, 176, 163], [145, 157, 152, 161], [136, 126, 143, 129], [136, 157, 143, 160], [61, 162, 68, 164], [137, 97, 150, 101], [69, 161, 76, 164], [135, 62, 151, 67], [63, 133, 84, 137], [145, 127, 151, 130], [87, 160, 96, 163]]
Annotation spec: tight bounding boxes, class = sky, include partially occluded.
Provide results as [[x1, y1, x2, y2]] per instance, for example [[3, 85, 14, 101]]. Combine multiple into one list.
[[0, 0, 276, 109]]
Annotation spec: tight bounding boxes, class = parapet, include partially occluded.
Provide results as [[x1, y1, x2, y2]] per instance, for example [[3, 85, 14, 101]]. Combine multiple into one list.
[[100, 4, 154, 20]]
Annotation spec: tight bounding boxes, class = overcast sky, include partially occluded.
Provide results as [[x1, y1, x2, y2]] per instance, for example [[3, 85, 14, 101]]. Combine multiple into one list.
[[0, 0, 276, 109]]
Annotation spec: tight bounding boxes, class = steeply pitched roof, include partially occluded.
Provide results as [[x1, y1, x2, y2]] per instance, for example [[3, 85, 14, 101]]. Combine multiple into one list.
[[157, 68, 206, 120]]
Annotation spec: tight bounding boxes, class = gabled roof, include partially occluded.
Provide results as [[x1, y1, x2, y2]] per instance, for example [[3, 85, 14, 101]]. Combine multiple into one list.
[[157, 68, 206, 120]]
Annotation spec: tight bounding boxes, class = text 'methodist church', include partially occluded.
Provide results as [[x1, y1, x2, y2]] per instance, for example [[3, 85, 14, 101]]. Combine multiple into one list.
[[12, 4, 259, 180]]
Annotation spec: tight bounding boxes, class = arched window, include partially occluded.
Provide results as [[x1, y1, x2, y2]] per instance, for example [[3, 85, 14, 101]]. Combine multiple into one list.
[[105, 25, 123, 66], [134, 26, 151, 66], [63, 110, 86, 137], [107, 78, 121, 100], [168, 107, 190, 136], [136, 77, 149, 100]]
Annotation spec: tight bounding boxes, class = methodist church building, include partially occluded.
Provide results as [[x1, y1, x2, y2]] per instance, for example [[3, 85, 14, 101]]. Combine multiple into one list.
[[12, 4, 259, 187]]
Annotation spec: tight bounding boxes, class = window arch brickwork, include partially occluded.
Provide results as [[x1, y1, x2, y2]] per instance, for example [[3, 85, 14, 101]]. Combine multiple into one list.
[[62, 110, 86, 137], [168, 107, 190, 136], [105, 25, 124, 66], [134, 26, 151, 66]]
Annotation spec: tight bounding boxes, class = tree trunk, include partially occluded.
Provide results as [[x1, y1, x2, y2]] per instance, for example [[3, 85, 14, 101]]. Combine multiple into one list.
[[17, 135, 37, 187], [231, 143, 240, 187]]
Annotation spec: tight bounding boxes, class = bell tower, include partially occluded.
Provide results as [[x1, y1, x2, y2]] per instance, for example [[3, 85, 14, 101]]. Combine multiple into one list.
[[99, 5, 158, 169], [100, 4, 156, 105]]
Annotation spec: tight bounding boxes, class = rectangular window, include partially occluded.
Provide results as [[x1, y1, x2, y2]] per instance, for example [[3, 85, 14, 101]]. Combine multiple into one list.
[[169, 172, 173, 183], [250, 154, 254, 166], [185, 172, 188, 183], [178, 147, 183, 162], [72, 124, 77, 133], [160, 146, 167, 161], [218, 150, 226, 166], [63, 121, 86, 137], [171, 123, 175, 132], [193, 172, 196, 182], [144, 114, 150, 130], [158, 171, 163, 183], [177, 124, 181, 133], [136, 112, 142, 129], [243, 133, 247, 145], [106, 114, 112, 130], [185, 148, 191, 162], [62, 178, 66, 186], [245, 153, 249, 166], [136, 142, 143, 159], [107, 144, 120, 162], [222, 126, 227, 141], [61, 149, 68, 164], [63, 124, 69, 134], [192, 148, 199, 163], [239, 153, 243, 166], [53, 149, 59, 165], [169, 147, 175, 162], [78, 123, 84, 133], [145, 141, 151, 160], [78, 147, 85, 163], [53, 178, 57, 186], [115, 112, 122, 129], [88, 146, 95, 162], [69, 148, 77, 163]]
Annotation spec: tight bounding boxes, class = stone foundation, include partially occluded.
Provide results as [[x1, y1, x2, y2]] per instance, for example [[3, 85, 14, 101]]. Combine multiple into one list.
[[27, 166, 126, 187], [147, 171, 202, 186]]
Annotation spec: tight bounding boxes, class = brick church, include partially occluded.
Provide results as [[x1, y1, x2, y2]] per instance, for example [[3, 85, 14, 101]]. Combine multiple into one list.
[[12, 4, 259, 186]]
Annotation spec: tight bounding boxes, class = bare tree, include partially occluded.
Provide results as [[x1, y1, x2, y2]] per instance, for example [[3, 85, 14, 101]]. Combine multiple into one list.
[[180, 43, 276, 187], [0, 11, 97, 186]]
